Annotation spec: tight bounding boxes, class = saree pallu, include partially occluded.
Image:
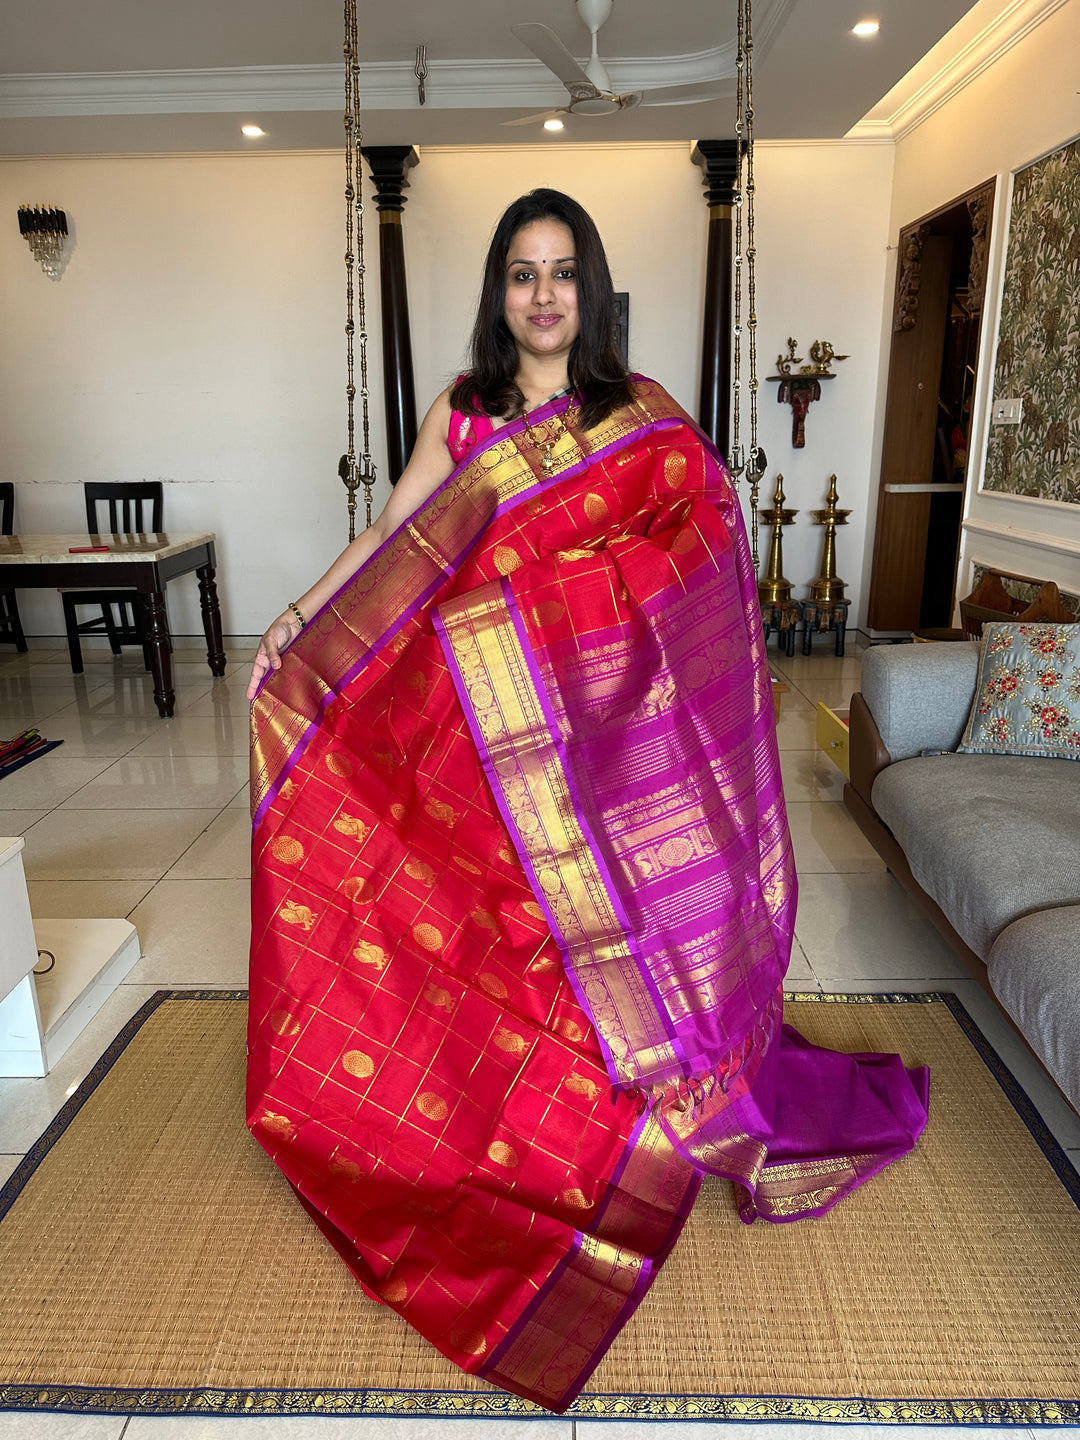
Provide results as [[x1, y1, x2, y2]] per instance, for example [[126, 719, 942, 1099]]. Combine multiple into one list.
[[248, 378, 929, 1413]]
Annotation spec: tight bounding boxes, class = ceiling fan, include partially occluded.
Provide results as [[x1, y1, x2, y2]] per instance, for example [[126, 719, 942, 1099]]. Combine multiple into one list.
[[506, 0, 727, 126]]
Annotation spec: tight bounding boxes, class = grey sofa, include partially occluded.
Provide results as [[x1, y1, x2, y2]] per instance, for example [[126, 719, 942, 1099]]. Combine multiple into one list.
[[844, 642, 1080, 1113]]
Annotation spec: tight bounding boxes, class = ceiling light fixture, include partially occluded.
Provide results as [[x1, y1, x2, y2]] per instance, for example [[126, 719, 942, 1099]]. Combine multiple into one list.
[[852, 20, 879, 36], [241, 124, 265, 137], [543, 118, 565, 132]]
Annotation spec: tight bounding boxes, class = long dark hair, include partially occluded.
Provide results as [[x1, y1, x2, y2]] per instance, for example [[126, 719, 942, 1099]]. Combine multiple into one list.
[[449, 189, 633, 432]]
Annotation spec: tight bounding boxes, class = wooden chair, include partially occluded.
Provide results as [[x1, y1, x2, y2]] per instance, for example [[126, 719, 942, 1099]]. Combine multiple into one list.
[[0, 483, 28, 653], [61, 481, 169, 674]]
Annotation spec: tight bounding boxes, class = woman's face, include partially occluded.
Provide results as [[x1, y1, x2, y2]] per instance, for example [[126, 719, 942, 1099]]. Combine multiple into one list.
[[502, 218, 580, 368]]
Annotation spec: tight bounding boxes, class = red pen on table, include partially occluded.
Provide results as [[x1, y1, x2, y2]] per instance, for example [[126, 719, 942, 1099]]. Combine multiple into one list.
[[69, 544, 110, 553]]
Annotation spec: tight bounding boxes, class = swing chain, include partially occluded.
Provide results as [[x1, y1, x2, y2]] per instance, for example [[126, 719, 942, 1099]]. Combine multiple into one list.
[[731, 0, 765, 569], [342, 0, 376, 541]]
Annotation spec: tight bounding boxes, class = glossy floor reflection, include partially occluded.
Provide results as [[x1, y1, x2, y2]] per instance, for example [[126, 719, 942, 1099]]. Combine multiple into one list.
[[0, 633, 1076, 1439]]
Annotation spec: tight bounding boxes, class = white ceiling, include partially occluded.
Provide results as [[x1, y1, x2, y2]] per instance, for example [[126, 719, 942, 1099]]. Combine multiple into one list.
[[0, 0, 984, 155]]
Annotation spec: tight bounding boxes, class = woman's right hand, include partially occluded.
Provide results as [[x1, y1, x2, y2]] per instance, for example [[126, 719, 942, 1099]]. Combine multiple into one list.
[[247, 612, 303, 701]]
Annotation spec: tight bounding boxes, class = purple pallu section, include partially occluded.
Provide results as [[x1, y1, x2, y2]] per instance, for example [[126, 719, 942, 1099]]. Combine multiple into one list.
[[434, 403, 930, 1222]]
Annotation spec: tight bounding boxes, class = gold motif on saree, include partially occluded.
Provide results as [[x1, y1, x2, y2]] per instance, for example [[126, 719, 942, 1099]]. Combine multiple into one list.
[[270, 836, 304, 865], [664, 450, 688, 488], [555, 1016, 583, 1040], [522, 900, 545, 921], [372, 746, 396, 770], [530, 955, 557, 973], [390, 802, 407, 822], [641, 677, 676, 716], [532, 600, 565, 626], [353, 939, 387, 970], [584, 492, 610, 522], [328, 1157, 361, 1181], [406, 670, 431, 698], [474, 1233, 512, 1258], [268, 1009, 300, 1037], [493, 545, 523, 574], [278, 901, 316, 930], [342, 1050, 375, 1078], [416, 1092, 449, 1122], [479, 972, 509, 999], [454, 856, 481, 875], [423, 982, 453, 1009], [425, 797, 458, 826], [333, 813, 368, 841], [405, 859, 435, 886], [564, 1073, 601, 1100], [325, 752, 353, 777], [471, 906, 498, 931], [450, 1327, 488, 1357], [494, 1028, 527, 1055], [412, 923, 443, 952], [560, 1187, 592, 1211], [258, 1111, 296, 1141], [341, 876, 372, 903], [487, 1140, 520, 1167], [376, 1276, 409, 1303]]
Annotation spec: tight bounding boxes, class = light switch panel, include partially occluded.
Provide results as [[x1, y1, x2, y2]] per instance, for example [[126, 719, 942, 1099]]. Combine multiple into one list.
[[991, 397, 1023, 424]]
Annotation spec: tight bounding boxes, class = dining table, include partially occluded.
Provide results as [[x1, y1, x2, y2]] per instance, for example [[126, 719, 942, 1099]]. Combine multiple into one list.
[[0, 531, 227, 717]]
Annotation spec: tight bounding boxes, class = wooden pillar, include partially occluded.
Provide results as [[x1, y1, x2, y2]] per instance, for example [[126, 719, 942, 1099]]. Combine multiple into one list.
[[691, 140, 739, 457], [361, 146, 419, 485]]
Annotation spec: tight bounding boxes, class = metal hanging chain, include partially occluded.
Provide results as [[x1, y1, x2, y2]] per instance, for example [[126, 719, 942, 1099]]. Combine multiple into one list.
[[731, 0, 744, 488], [731, 0, 764, 568], [341, 0, 376, 541]]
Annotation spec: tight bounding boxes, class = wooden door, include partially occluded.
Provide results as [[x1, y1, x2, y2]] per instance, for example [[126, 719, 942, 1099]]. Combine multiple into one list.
[[867, 233, 952, 631]]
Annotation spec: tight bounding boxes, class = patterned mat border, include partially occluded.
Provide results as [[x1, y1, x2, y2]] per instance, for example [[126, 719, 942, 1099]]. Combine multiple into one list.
[[1, 989, 1078, 1425]]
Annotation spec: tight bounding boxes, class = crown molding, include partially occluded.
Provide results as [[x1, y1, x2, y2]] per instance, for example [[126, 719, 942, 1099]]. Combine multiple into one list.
[[963, 515, 1080, 558], [0, 0, 797, 120], [848, 0, 1070, 142], [0, 57, 714, 118]]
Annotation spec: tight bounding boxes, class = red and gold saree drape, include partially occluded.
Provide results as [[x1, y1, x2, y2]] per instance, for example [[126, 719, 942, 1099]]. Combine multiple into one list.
[[248, 379, 928, 1413]]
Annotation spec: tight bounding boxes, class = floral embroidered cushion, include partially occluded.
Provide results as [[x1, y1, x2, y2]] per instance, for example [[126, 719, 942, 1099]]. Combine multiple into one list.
[[959, 622, 1080, 759]]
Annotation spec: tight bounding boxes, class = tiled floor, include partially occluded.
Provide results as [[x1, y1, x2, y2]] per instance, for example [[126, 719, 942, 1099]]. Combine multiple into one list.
[[0, 633, 1077, 1440]]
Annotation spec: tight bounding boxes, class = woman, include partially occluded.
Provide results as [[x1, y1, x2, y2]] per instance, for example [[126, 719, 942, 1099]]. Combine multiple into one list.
[[247, 190, 928, 1413]]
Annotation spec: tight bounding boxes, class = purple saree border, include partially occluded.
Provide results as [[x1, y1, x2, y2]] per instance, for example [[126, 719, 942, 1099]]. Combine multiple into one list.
[[498, 577, 691, 1081], [481, 1106, 702, 1414], [251, 387, 690, 830]]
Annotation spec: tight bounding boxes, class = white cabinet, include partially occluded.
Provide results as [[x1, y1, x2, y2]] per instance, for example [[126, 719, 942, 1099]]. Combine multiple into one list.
[[0, 836, 140, 1076]]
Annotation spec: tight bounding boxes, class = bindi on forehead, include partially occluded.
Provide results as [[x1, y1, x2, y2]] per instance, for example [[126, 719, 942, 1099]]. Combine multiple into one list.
[[506, 254, 576, 268]]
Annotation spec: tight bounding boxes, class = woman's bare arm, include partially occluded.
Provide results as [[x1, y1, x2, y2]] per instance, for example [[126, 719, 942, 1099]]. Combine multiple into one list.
[[247, 389, 457, 698]]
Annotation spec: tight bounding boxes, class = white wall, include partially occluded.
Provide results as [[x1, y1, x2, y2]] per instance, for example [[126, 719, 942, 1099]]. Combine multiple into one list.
[[750, 140, 894, 622], [0, 151, 365, 639], [0, 138, 896, 637], [875, 0, 1080, 611]]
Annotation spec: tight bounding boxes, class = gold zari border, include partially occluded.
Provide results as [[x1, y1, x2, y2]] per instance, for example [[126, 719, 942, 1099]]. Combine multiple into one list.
[[438, 580, 679, 1086]]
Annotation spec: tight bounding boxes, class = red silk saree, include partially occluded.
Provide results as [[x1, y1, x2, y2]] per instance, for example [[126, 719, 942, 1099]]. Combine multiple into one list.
[[248, 378, 929, 1412]]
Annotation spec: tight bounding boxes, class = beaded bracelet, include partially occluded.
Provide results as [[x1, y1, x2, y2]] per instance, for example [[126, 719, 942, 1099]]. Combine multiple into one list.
[[288, 601, 306, 630]]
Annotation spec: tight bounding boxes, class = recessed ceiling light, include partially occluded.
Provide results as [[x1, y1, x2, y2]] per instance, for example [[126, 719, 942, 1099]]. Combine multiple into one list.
[[241, 124, 265, 137], [852, 20, 879, 35], [543, 118, 565, 132]]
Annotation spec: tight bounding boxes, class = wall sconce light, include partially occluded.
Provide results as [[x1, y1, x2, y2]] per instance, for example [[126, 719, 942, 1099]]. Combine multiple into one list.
[[18, 205, 68, 277]]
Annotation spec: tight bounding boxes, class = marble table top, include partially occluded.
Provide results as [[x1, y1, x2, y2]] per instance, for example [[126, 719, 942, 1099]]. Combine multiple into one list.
[[0, 532, 215, 564]]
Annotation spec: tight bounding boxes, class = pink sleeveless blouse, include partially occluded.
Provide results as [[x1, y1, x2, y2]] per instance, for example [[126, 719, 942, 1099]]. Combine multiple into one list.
[[446, 377, 498, 464]]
